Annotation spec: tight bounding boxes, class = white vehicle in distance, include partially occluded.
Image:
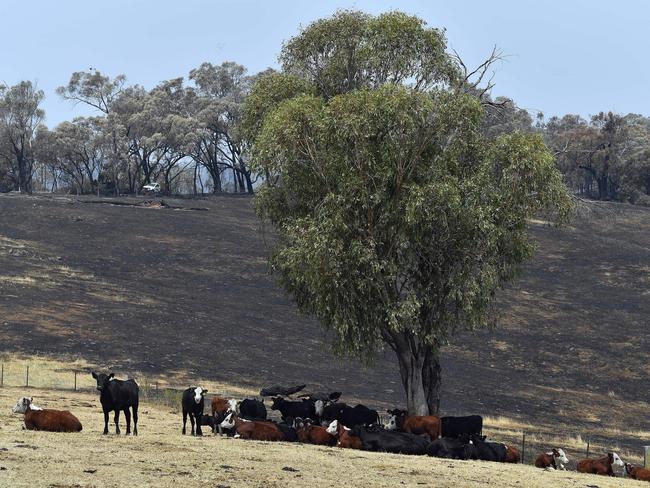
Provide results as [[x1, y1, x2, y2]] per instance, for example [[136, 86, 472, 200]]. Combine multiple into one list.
[[142, 182, 160, 194]]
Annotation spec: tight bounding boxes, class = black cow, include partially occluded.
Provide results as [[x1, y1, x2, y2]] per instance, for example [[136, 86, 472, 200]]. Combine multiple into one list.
[[465, 435, 507, 462], [351, 426, 429, 455], [334, 404, 379, 427], [91, 371, 139, 435], [298, 391, 342, 402], [427, 436, 471, 459], [321, 402, 348, 422], [270, 397, 323, 423], [275, 421, 299, 442], [181, 386, 208, 436], [441, 415, 483, 438], [198, 414, 217, 434], [239, 399, 267, 420]]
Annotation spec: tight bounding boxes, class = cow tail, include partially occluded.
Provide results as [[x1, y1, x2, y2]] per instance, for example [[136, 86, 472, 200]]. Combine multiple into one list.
[[437, 417, 442, 439]]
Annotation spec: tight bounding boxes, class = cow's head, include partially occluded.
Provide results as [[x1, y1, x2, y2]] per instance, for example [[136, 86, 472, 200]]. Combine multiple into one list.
[[611, 452, 624, 467], [554, 448, 569, 466], [326, 420, 338, 435], [386, 408, 407, 416], [624, 463, 635, 476], [220, 412, 236, 429], [12, 397, 33, 414], [193, 387, 207, 404], [293, 417, 304, 430], [91, 371, 114, 391], [270, 397, 284, 410], [227, 399, 239, 414]]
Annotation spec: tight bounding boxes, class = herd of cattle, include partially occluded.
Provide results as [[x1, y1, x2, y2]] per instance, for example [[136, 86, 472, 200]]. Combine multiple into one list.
[[8, 372, 650, 482]]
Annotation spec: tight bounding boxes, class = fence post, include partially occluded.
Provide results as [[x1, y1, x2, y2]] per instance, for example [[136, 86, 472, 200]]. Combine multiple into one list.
[[586, 441, 590, 460], [521, 432, 526, 464], [644, 446, 650, 468], [1, 363, 3, 387], [74, 372, 77, 391], [26, 366, 29, 387]]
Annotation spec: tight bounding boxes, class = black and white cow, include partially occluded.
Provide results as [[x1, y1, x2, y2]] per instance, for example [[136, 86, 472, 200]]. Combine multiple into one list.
[[351, 425, 430, 455], [270, 397, 323, 423], [441, 415, 483, 438], [239, 399, 267, 420], [181, 386, 208, 436], [91, 371, 139, 435]]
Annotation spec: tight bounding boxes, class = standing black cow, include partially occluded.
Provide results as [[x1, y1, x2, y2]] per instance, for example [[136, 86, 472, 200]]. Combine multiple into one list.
[[91, 371, 139, 435], [181, 386, 208, 436], [330, 404, 379, 427], [441, 415, 483, 438], [239, 399, 267, 420], [270, 397, 323, 423]]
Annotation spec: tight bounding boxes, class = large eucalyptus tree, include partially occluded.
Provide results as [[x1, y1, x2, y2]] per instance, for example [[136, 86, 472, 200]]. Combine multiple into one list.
[[244, 10, 572, 415]]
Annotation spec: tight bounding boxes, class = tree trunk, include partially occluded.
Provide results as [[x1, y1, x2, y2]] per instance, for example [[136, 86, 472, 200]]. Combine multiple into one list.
[[392, 332, 442, 415]]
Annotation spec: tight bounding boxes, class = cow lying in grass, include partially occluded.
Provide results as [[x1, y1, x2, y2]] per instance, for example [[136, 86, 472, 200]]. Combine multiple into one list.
[[577, 452, 624, 476], [625, 463, 650, 481], [12, 397, 82, 432], [535, 448, 569, 470]]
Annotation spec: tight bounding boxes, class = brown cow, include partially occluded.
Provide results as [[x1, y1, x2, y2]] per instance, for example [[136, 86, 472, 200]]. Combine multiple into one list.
[[577, 452, 624, 476], [504, 445, 520, 463], [386, 410, 441, 440], [625, 463, 650, 481], [535, 448, 569, 470], [211, 396, 238, 434], [219, 412, 284, 442], [12, 397, 82, 432], [294, 419, 336, 446], [326, 420, 362, 449]]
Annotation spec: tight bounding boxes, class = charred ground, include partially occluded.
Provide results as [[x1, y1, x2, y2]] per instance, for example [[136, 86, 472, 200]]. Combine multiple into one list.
[[0, 193, 648, 454]]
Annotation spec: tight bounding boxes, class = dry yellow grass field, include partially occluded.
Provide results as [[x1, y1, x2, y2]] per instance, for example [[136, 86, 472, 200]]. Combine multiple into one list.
[[0, 386, 643, 488]]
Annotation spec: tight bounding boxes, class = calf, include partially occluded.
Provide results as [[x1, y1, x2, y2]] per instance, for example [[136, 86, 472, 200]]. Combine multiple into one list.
[[294, 418, 336, 446], [199, 414, 217, 434], [326, 420, 362, 449], [441, 415, 483, 438], [535, 448, 569, 470], [12, 397, 82, 433], [91, 371, 139, 435], [351, 425, 430, 455], [181, 386, 207, 436], [427, 436, 470, 459], [270, 397, 322, 423], [386, 410, 441, 440], [625, 463, 650, 481], [219, 413, 284, 442], [211, 396, 238, 433], [239, 399, 267, 420], [577, 452, 624, 476]]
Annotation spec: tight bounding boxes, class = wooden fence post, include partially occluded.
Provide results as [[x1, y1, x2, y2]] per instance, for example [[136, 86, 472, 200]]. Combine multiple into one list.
[[1, 363, 3, 387], [74, 372, 77, 391], [586, 441, 590, 460], [522, 432, 526, 464], [644, 446, 650, 468], [26, 366, 29, 387]]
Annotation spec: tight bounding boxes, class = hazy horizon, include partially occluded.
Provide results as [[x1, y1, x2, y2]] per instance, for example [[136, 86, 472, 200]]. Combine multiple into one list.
[[2, 0, 648, 127]]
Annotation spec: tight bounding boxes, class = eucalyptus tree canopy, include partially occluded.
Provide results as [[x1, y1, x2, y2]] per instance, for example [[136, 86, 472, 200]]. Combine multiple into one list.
[[0, 81, 45, 193], [245, 10, 572, 415]]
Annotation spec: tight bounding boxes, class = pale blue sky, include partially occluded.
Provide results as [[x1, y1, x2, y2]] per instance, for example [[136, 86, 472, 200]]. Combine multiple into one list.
[[1, 0, 647, 126]]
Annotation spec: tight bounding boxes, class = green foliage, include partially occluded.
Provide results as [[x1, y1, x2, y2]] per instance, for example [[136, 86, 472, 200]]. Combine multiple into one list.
[[246, 11, 573, 373]]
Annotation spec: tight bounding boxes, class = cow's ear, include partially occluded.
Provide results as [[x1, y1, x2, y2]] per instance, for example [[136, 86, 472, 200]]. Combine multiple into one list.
[[29, 397, 33, 403], [91, 371, 97, 379], [202, 389, 208, 394], [108, 373, 115, 379]]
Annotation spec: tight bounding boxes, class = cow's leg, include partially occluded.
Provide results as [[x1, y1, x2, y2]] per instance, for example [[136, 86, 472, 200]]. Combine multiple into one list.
[[103, 409, 110, 435], [132, 404, 138, 436], [182, 408, 188, 435], [189, 412, 196, 436], [195, 412, 203, 437], [124, 408, 132, 435], [114, 410, 121, 435]]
